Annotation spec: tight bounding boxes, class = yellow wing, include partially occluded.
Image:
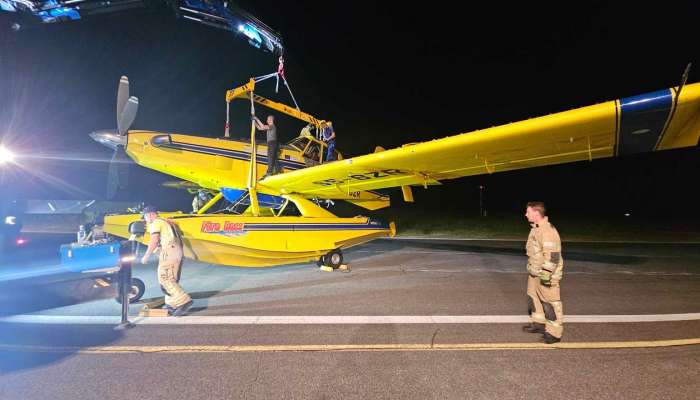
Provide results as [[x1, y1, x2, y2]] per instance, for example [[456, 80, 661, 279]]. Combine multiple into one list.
[[260, 83, 700, 198]]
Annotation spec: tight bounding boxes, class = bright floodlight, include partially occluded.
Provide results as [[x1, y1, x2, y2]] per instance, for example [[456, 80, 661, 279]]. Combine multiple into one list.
[[0, 146, 15, 164]]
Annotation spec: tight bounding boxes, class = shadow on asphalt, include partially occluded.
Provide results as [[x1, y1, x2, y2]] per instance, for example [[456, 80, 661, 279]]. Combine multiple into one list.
[[0, 323, 125, 374], [0, 234, 127, 374], [137, 268, 403, 314]]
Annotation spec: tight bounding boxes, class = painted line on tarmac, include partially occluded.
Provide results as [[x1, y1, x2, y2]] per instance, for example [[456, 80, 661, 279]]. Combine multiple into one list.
[[2, 338, 700, 354], [2, 313, 700, 325]]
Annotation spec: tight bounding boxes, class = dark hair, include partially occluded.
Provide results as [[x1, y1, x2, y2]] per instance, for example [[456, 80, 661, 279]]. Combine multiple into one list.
[[526, 201, 546, 217]]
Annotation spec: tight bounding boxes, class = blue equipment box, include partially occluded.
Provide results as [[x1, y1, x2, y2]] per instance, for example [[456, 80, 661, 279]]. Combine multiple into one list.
[[60, 241, 121, 273]]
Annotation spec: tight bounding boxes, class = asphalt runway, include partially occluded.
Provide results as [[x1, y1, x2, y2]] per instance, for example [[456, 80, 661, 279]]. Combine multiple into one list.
[[1, 235, 699, 399]]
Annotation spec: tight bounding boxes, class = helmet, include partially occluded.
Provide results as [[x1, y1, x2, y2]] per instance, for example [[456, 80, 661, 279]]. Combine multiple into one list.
[[141, 205, 157, 219]]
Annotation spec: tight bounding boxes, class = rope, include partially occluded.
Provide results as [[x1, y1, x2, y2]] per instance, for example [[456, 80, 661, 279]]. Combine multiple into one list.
[[282, 77, 301, 111], [253, 72, 278, 82], [276, 56, 284, 93], [251, 57, 301, 110]]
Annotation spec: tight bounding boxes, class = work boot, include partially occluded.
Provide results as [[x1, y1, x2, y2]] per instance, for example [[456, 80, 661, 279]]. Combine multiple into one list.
[[522, 323, 545, 333], [171, 300, 193, 317], [542, 332, 562, 344]]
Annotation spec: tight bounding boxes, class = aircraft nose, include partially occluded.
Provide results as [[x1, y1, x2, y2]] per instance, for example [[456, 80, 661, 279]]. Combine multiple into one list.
[[90, 130, 126, 151]]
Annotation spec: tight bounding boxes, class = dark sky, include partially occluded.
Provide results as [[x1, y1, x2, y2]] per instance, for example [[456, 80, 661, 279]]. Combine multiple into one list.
[[1, 2, 699, 219]]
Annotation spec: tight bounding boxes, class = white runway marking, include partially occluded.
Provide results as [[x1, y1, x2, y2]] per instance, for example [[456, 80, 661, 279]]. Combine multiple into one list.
[[2, 313, 700, 325]]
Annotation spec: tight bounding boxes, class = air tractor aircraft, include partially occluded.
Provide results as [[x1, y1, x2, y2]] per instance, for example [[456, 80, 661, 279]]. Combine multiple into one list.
[[91, 69, 700, 269]]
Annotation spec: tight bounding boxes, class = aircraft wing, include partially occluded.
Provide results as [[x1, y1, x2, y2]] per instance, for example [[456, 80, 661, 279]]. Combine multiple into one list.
[[259, 83, 700, 198]]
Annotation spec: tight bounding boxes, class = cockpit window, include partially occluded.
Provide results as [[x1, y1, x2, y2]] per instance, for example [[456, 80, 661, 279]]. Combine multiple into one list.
[[304, 142, 322, 163], [287, 137, 310, 152]]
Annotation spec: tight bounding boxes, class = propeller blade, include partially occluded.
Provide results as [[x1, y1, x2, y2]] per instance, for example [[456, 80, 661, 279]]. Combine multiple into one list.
[[117, 96, 139, 136], [116, 76, 129, 133], [106, 147, 132, 199], [117, 148, 130, 190], [106, 150, 120, 199]]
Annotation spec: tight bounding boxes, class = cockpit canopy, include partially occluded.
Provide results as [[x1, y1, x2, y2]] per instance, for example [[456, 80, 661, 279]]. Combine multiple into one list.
[[286, 133, 341, 165]]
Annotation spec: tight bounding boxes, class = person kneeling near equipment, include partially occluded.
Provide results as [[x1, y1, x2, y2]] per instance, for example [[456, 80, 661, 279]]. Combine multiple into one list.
[[141, 205, 193, 316]]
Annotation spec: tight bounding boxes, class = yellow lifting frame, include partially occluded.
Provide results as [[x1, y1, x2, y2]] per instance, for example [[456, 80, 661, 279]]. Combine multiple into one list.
[[225, 78, 330, 137], [224, 77, 343, 217]]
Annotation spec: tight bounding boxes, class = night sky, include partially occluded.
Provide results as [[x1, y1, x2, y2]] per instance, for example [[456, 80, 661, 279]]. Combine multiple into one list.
[[1, 2, 699, 220]]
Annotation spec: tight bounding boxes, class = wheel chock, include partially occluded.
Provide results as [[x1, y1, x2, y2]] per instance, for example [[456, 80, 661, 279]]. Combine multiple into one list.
[[139, 305, 169, 317], [319, 265, 351, 272]]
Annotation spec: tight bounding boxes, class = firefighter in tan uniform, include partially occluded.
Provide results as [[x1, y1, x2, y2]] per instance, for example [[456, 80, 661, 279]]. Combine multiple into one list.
[[141, 206, 193, 316], [523, 202, 564, 343]]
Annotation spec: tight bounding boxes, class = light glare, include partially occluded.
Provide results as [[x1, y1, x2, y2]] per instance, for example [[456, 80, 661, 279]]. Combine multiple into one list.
[[0, 146, 15, 164]]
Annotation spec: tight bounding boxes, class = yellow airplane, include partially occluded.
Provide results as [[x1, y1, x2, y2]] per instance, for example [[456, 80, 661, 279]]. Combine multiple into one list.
[[92, 71, 700, 268]]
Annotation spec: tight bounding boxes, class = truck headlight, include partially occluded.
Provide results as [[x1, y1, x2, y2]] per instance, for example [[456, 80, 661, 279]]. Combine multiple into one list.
[[4, 216, 16, 225]]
